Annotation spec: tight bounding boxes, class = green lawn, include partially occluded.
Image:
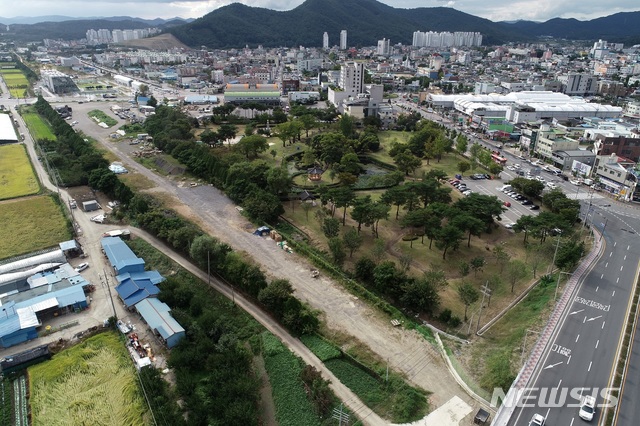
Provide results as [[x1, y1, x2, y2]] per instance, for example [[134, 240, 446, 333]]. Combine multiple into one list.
[[22, 112, 57, 141], [0, 144, 40, 199], [0, 195, 70, 259]]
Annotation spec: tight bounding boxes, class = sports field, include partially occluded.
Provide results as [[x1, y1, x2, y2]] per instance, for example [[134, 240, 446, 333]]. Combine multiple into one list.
[[0, 195, 70, 259], [0, 144, 40, 199]]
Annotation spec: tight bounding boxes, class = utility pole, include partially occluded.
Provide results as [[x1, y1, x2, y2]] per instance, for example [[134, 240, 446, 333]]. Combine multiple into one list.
[[103, 269, 118, 322], [332, 404, 349, 426], [548, 235, 561, 274], [477, 281, 492, 333], [600, 217, 608, 242]]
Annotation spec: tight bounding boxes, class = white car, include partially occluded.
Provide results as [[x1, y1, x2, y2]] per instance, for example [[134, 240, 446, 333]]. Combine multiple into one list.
[[579, 395, 596, 421], [529, 413, 545, 426], [535, 176, 545, 182], [504, 223, 515, 229], [75, 262, 89, 273], [547, 182, 557, 189], [569, 179, 581, 185]]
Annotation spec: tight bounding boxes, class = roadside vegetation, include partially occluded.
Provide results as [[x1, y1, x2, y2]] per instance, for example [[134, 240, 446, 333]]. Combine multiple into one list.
[[28, 332, 148, 426], [0, 195, 71, 259], [0, 144, 40, 199]]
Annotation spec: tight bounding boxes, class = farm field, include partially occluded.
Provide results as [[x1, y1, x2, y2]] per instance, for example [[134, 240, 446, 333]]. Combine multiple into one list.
[[28, 332, 149, 426], [0, 144, 40, 199], [0, 195, 70, 259], [0, 69, 29, 98], [21, 112, 57, 141]]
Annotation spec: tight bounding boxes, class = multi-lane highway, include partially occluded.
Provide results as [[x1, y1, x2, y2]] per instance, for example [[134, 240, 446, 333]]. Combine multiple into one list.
[[507, 211, 637, 425]]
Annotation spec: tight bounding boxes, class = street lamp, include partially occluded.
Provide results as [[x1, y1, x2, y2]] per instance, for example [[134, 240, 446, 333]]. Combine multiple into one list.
[[555, 271, 572, 301]]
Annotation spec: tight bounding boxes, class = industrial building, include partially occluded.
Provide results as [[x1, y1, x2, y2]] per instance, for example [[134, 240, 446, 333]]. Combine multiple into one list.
[[41, 69, 79, 95], [0, 258, 91, 349], [0, 113, 19, 144], [101, 236, 184, 348], [134, 298, 185, 348]]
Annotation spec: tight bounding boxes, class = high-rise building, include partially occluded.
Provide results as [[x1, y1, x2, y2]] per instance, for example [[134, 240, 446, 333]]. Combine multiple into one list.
[[339, 61, 364, 95], [340, 30, 347, 50], [377, 38, 390, 56], [323, 32, 329, 49], [411, 31, 482, 47]]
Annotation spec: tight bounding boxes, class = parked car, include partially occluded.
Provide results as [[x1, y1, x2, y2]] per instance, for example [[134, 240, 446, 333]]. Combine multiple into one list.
[[504, 223, 515, 229], [521, 199, 533, 205], [75, 262, 89, 273], [530, 205, 540, 210], [463, 190, 473, 196]]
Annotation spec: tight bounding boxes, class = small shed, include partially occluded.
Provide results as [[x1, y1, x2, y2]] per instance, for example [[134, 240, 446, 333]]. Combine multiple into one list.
[[135, 298, 185, 348], [299, 190, 315, 201], [82, 200, 99, 212]]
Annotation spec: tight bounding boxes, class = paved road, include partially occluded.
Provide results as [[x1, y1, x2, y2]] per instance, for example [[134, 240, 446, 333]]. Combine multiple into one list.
[[505, 207, 639, 426]]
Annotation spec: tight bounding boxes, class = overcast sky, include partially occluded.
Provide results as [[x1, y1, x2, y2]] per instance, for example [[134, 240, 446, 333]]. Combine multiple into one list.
[[3, 0, 639, 23]]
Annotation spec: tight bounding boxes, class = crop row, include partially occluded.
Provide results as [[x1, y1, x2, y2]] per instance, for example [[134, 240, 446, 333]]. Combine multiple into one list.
[[261, 332, 322, 426], [300, 334, 341, 361], [0, 379, 12, 426]]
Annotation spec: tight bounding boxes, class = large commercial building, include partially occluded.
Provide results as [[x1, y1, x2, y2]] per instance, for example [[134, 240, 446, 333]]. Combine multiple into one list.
[[428, 92, 622, 124], [223, 83, 281, 106], [0, 114, 18, 144]]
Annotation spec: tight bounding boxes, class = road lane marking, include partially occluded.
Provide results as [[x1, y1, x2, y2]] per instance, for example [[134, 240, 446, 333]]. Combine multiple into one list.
[[625, 255, 627, 260], [576, 334, 580, 342], [621, 265, 624, 271], [570, 418, 575, 426], [570, 309, 584, 315], [606, 262, 609, 268], [617, 277, 620, 283], [628, 245, 631, 250], [584, 316, 587, 323], [589, 361, 593, 372], [544, 361, 564, 370], [596, 286, 599, 292], [614, 242, 617, 247], [613, 290, 616, 297], [610, 252, 613, 257], [567, 355, 572, 365], [558, 379, 563, 388], [588, 315, 603, 322], [601, 273, 604, 279], [602, 321, 606, 329], [596, 340, 599, 349]]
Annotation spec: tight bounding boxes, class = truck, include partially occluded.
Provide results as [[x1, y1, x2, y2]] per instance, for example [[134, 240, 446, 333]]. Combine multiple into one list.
[[583, 178, 593, 186]]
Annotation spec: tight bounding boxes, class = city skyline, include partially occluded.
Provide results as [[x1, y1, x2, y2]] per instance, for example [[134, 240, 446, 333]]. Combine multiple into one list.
[[3, 0, 639, 25]]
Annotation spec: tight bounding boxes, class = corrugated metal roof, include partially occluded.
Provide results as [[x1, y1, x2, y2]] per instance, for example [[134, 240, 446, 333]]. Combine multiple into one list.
[[0, 114, 19, 143], [135, 298, 184, 340], [101, 237, 145, 273]]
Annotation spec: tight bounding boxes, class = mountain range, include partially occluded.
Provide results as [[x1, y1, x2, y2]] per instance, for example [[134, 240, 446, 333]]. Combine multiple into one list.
[[2, 0, 640, 49]]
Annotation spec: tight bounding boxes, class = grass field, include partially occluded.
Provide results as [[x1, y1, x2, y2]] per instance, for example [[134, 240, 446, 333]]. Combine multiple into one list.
[[28, 332, 149, 426], [0, 144, 40, 199], [0, 69, 29, 98], [22, 112, 57, 141], [0, 195, 70, 259]]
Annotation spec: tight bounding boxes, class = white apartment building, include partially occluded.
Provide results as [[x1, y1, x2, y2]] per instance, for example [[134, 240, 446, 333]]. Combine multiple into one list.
[[323, 32, 329, 49], [377, 38, 390, 56], [340, 30, 348, 50], [412, 31, 482, 48], [558, 73, 597, 96]]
